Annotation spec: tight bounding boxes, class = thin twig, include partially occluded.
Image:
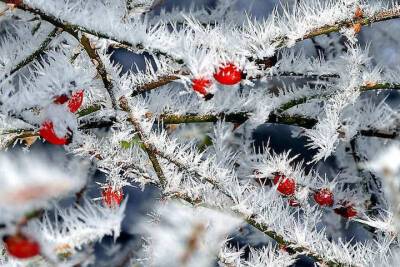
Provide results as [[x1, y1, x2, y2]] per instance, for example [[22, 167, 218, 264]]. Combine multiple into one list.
[[68, 32, 118, 109], [130, 71, 342, 97], [0, 26, 61, 82], [119, 97, 167, 188]]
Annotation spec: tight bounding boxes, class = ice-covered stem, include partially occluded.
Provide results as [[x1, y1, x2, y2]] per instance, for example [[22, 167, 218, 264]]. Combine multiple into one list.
[[157, 113, 398, 139], [68, 26, 168, 189], [289, 7, 400, 45], [245, 218, 341, 267], [69, 32, 118, 109], [3, 112, 396, 150], [165, 181, 343, 266], [1, 26, 60, 82], [130, 71, 340, 97], [6, 1, 400, 74], [4, 1, 178, 60], [130, 71, 400, 97], [159, 113, 316, 128], [70, 28, 168, 187], [119, 96, 167, 188], [131, 72, 186, 97], [361, 82, 400, 91]]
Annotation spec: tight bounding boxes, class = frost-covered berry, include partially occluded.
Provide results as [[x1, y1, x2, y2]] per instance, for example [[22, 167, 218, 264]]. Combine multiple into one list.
[[6, 0, 22, 5], [68, 90, 84, 113], [54, 90, 84, 113], [54, 94, 69, 105], [39, 121, 72, 145], [314, 188, 334, 207], [273, 174, 296, 196], [192, 78, 212, 96], [214, 63, 242, 85], [334, 202, 357, 218], [4, 234, 40, 259], [102, 187, 124, 207]]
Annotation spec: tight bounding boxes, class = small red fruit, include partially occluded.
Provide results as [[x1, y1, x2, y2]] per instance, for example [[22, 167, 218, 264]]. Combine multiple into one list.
[[68, 90, 84, 113], [273, 174, 296, 196], [6, 0, 22, 5], [213, 63, 242, 85], [53, 90, 84, 113], [102, 187, 124, 207], [334, 202, 357, 218], [54, 94, 69, 105], [314, 188, 334, 207], [192, 78, 212, 96], [39, 121, 72, 145], [4, 234, 40, 259]]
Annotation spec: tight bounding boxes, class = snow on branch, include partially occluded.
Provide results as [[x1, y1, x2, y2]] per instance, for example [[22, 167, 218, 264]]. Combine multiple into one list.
[[0, 0, 400, 266], [137, 202, 242, 267], [28, 199, 126, 257]]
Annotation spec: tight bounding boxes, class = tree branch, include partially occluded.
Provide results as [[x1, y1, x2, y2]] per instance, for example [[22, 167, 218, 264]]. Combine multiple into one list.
[[131, 71, 342, 97], [112, 125, 350, 266], [294, 7, 400, 43], [8, 2, 400, 58], [66, 32, 118, 109], [68, 30, 168, 188], [0, 26, 61, 82], [361, 82, 400, 91], [6, 1, 400, 95], [131, 73, 185, 97], [2, 1, 179, 61], [119, 97, 167, 188]]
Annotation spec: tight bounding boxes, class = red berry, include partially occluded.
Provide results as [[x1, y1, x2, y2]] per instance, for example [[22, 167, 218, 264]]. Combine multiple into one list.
[[4, 234, 40, 259], [273, 174, 296, 196], [39, 121, 72, 145], [54, 94, 69, 105], [67, 90, 84, 113], [288, 199, 300, 207], [102, 187, 124, 207], [6, 0, 22, 5], [314, 188, 334, 207], [192, 78, 212, 96], [213, 63, 242, 85], [334, 202, 357, 218]]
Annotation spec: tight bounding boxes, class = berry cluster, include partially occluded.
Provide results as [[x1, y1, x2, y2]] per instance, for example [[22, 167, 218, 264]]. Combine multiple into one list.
[[191, 63, 243, 99], [270, 173, 357, 219], [39, 90, 84, 145]]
